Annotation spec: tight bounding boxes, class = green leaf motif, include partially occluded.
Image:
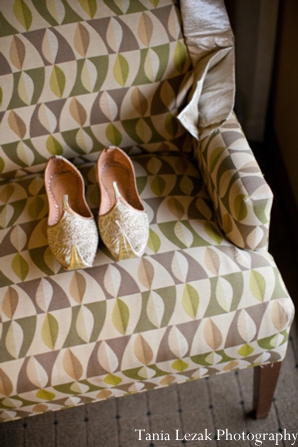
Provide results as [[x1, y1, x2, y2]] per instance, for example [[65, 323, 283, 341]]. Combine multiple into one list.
[[0, 87, 3, 106], [36, 389, 55, 401], [104, 373, 122, 386], [171, 359, 188, 372], [50, 65, 66, 98], [46, 135, 63, 156], [105, 123, 122, 146], [258, 332, 288, 350], [79, 0, 97, 18], [253, 199, 270, 224], [238, 343, 254, 357], [174, 41, 187, 73], [147, 229, 161, 253], [12, 253, 29, 281], [165, 113, 178, 137], [250, 270, 266, 301], [204, 222, 222, 244], [41, 313, 59, 350], [13, 0, 32, 31], [210, 147, 225, 173], [112, 298, 129, 335], [150, 0, 159, 6], [234, 194, 248, 221], [28, 196, 45, 220], [151, 176, 166, 196], [113, 54, 129, 86], [182, 284, 199, 319]]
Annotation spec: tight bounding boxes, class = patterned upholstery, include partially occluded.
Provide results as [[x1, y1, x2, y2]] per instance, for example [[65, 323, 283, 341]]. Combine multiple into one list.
[[0, 0, 192, 179], [196, 114, 273, 250], [0, 0, 294, 422]]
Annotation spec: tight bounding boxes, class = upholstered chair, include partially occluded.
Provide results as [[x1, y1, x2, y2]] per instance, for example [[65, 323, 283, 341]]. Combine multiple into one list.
[[0, 0, 294, 422]]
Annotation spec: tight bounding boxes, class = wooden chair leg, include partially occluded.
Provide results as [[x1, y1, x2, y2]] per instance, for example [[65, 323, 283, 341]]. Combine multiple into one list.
[[253, 362, 282, 419]]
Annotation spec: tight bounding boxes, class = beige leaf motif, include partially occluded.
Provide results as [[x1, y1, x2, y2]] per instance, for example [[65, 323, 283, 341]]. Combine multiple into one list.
[[70, 98, 87, 126], [76, 305, 94, 343], [138, 12, 153, 47], [271, 301, 288, 331], [97, 341, 118, 373], [168, 326, 188, 358], [135, 118, 152, 143], [10, 35, 25, 70], [134, 334, 153, 365], [103, 264, 122, 297], [167, 197, 184, 220], [46, 0, 65, 24], [237, 309, 257, 343], [99, 91, 118, 122], [131, 87, 148, 116], [168, 5, 181, 40], [26, 357, 48, 389], [8, 111, 26, 139], [2, 287, 19, 319], [35, 279, 53, 313], [69, 271, 86, 303], [42, 28, 59, 64], [138, 258, 154, 289], [204, 247, 220, 275], [146, 291, 164, 328], [0, 369, 13, 396], [63, 349, 83, 380], [160, 81, 176, 110], [204, 318, 222, 350], [6, 321, 23, 359], [16, 141, 34, 166], [106, 18, 123, 53], [10, 225, 27, 252], [81, 59, 97, 92], [18, 72, 34, 105], [74, 23, 90, 57], [0, 184, 15, 204], [75, 128, 93, 153], [144, 49, 159, 82], [38, 104, 57, 134], [171, 251, 188, 283]]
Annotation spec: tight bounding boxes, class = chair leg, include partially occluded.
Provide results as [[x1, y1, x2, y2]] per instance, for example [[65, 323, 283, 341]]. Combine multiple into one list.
[[253, 362, 281, 419]]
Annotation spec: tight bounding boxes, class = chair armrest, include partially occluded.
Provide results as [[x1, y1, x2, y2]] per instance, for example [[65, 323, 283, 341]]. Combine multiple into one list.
[[195, 113, 273, 250]]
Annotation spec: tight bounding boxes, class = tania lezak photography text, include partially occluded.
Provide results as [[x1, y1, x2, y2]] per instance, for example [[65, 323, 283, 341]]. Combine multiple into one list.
[[134, 428, 298, 445]]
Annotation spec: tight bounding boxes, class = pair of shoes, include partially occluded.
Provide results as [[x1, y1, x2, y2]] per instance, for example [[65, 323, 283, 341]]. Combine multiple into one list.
[[45, 147, 149, 270]]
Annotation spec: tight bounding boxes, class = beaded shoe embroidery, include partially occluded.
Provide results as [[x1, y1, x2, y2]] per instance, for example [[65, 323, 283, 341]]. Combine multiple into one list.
[[97, 147, 149, 261], [45, 156, 98, 270]]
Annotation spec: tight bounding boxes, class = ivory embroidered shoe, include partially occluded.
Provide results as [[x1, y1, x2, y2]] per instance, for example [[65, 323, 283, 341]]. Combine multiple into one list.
[[45, 156, 98, 270], [97, 146, 149, 261]]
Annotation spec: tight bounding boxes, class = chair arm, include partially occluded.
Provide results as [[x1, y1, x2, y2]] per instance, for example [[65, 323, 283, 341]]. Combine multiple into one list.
[[195, 113, 273, 250]]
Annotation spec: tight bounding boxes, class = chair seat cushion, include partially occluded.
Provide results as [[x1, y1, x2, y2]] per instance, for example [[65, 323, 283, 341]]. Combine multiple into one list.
[[0, 152, 294, 421]]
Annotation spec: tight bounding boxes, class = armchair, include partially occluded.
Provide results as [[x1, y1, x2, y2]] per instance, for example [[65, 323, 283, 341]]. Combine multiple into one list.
[[0, 0, 294, 423]]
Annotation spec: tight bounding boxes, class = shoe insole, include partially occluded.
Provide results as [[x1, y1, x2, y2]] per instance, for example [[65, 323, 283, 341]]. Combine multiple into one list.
[[99, 162, 142, 215], [48, 172, 90, 225]]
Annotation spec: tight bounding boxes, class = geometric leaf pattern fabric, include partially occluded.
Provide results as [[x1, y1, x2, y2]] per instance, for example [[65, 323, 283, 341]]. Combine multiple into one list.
[[0, 151, 294, 421], [0, 0, 193, 179], [196, 113, 274, 250]]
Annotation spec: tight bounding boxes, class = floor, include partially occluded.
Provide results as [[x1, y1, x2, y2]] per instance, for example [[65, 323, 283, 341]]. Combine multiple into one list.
[[1, 143, 297, 447]]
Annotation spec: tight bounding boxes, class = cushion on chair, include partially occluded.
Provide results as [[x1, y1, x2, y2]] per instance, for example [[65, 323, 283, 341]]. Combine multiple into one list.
[[0, 152, 294, 421], [178, 0, 235, 140]]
